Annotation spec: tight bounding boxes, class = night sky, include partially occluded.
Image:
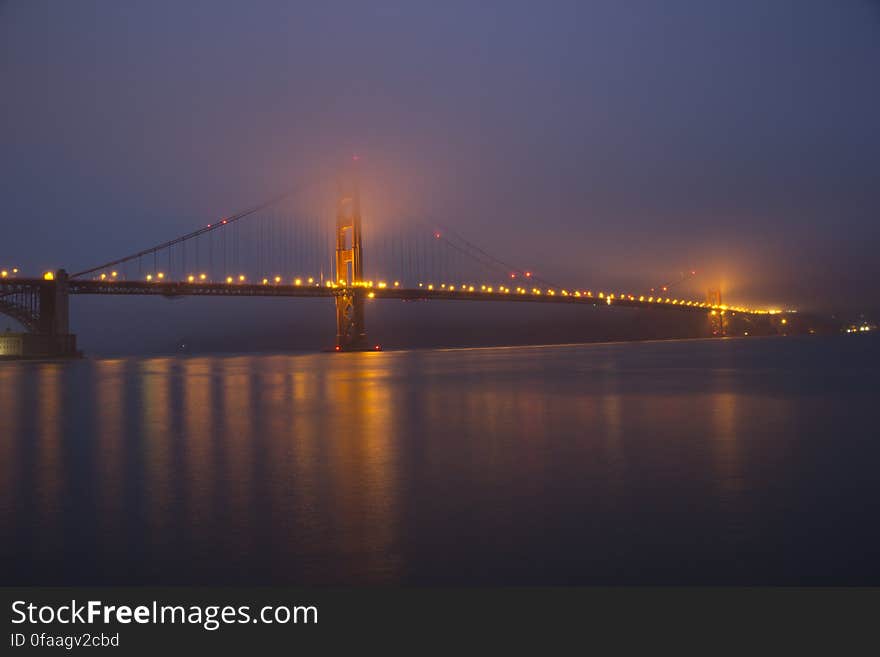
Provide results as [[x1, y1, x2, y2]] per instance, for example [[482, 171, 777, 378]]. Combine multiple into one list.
[[2, 1, 878, 351]]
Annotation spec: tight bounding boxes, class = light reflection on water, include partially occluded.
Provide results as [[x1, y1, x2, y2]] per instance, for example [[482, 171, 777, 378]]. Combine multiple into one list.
[[0, 336, 878, 585]]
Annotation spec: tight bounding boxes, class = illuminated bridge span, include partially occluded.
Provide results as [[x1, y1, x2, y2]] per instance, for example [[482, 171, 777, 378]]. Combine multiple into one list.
[[0, 171, 788, 356]]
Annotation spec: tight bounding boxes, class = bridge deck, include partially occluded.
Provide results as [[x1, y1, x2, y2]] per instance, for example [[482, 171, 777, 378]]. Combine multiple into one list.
[[1, 277, 768, 315], [36, 279, 761, 315]]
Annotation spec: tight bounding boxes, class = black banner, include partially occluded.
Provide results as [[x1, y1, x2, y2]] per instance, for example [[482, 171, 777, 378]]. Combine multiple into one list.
[[1, 588, 876, 653]]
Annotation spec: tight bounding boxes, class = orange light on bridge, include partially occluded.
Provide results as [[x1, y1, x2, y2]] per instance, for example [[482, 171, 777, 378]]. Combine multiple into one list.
[[199, 273, 207, 281], [394, 281, 400, 287], [274, 276, 281, 284], [226, 276, 233, 284], [262, 278, 269, 285], [43, 271, 55, 281], [294, 278, 302, 286], [157, 272, 165, 280], [367, 291, 375, 298], [111, 271, 118, 278], [238, 275, 245, 282], [146, 274, 153, 281], [188, 275, 195, 283], [1, 271, 8, 278]]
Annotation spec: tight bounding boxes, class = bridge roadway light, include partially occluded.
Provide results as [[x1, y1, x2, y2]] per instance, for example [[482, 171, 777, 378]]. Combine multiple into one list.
[[199, 273, 207, 281], [43, 271, 55, 281], [294, 278, 302, 286], [226, 276, 233, 284], [274, 276, 281, 284], [146, 274, 153, 281], [1, 271, 7, 278], [157, 272, 165, 280], [188, 275, 195, 283]]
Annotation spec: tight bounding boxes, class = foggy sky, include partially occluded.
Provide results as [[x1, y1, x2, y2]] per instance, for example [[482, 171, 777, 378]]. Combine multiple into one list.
[[2, 1, 879, 351]]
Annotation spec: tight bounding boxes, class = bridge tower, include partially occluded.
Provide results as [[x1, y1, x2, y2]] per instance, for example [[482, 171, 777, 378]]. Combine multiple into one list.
[[333, 170, 369, 350], [707, 288, 724, 336]]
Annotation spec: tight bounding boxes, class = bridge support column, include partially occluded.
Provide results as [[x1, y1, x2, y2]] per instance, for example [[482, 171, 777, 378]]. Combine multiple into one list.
[[707, 288, 725, 337], [35, 269, 77, 357], [334, 287, 368, 350]]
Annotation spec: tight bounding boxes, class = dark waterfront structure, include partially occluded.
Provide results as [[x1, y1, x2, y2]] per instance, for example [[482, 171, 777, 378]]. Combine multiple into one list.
[[0, 270, 77, 358]]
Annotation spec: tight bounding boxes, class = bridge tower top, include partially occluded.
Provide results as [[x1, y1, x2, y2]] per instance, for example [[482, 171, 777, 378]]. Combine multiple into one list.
[[335, 167, 363, 286]]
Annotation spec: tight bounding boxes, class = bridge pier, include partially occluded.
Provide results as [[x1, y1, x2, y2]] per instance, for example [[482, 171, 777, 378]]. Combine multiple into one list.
[[334, 287, 369, 351]]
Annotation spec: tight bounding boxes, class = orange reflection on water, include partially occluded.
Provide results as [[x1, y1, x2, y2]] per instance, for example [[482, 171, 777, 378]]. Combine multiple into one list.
[[95, 358, 126, 554], [36, 364, 63, 557], [0, 365, 19, 523], [181, 357, 215, 533], [220, 356, 255, 543], [141, 358, 173, 541], [318, 354, 399, 582], [710, 391, 743, 502]]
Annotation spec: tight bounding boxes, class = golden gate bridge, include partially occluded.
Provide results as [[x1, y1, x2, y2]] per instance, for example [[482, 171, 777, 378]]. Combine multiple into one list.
[[0, 171, 788, 358]]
